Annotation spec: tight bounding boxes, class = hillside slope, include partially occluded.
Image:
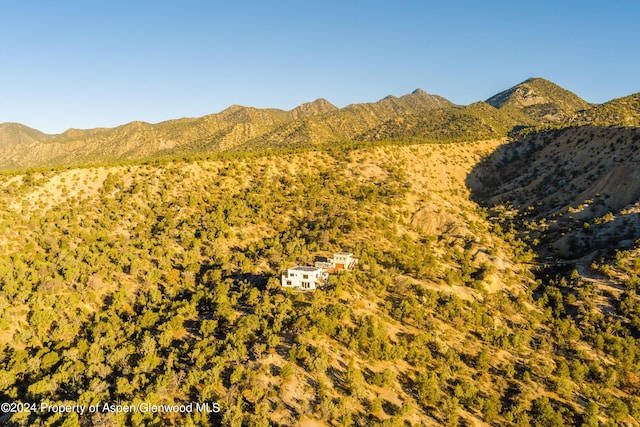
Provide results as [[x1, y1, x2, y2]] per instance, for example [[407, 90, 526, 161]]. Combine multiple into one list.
[[0, 123, 53, 146], [1, 139, 639, 425], [465, 123, 640, 427], [0, 141, 553, 426], [469, 125, 640, 258]]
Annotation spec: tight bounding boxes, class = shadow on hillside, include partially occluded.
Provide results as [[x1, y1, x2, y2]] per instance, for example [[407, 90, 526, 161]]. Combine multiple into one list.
[[468, 125, 640, 213], [468, 126, 640, 256], [229, 272, 270, 289], [465, 136, 524, 207], [197, 262, 271, 289]]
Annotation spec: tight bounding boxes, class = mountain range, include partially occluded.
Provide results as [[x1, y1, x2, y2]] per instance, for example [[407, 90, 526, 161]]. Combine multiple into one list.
[[1, 78, 638, 171]]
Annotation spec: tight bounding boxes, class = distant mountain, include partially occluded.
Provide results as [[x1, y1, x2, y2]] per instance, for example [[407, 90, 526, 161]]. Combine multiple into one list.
[[572, 92, 640, 126], [356, 101, 535, 143], [0, 123, 53, 146], [1, 91, 453, 169], [399, 88, 455, 111], [0, 78, 637, 171], [290, 98, 338, 119], [231, 88, 455, 152], [486, 77, 591, 122], [0, 104, 323, 169]]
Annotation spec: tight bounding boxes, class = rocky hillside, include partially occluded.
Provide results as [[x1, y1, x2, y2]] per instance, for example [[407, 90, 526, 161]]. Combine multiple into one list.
[[2, 135, 640, 425], [470, 125, 640, 258]]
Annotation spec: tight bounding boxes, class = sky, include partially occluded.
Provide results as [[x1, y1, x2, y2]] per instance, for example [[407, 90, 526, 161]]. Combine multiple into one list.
[[1, 0, 638, 134]]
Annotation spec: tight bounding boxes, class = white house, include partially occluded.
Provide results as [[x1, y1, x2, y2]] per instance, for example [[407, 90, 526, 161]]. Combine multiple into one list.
[[331, 252, 358, 270], [281, 266, 327, 290], [313, 252, 359, 271]]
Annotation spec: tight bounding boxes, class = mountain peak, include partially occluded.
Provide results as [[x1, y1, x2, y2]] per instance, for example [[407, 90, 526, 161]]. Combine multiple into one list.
[[399, 88, 454, 111], [220, 104, 246, 113], [486, 78, 590, 122], [291, 98, 338, 119], [523, 77, 548, 84]]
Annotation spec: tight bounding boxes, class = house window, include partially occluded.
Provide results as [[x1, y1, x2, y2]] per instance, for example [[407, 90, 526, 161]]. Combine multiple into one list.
[[303, 274, 309, 279], [302, 281, 309, 289], [286, 281, 292, 286]]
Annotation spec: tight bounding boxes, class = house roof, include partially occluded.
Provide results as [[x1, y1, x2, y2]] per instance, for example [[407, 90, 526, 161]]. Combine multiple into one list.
[[290, 266, 321, 272]]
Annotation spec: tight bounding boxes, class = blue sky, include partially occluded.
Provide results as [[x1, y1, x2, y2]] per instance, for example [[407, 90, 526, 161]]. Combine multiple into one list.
[[1, 1, 638, 133]]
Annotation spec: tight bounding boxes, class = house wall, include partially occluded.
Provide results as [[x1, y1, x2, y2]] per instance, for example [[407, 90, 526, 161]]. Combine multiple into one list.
[[281, 268, 323, 290], [314, 261, 333, 269], [332, 253, 353, 270]]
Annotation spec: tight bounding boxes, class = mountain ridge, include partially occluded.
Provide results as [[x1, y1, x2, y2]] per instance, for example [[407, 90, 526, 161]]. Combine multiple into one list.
[[0, 78, 638, 170]]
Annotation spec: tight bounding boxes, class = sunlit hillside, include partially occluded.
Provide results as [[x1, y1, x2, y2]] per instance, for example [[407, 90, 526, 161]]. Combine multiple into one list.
[[1, 136, 639, 425], [1, 78, 640, 426]]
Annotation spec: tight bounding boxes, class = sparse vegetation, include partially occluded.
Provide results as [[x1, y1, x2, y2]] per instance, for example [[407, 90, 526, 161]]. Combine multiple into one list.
[[0, 79, 639, 425]]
